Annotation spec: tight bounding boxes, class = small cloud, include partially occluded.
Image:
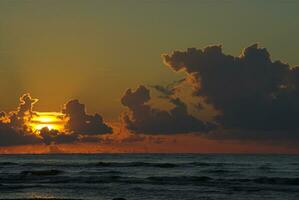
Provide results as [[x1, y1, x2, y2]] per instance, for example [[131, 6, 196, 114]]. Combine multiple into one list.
[[62, 99, 112, 135]]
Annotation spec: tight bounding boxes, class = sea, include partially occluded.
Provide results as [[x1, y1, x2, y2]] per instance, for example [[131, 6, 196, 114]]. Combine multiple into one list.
[[0, 154, 299, 200]]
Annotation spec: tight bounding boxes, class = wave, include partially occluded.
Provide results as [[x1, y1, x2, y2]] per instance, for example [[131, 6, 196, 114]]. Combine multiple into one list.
[[146, 176, 213, 185], [253, 177, 299, 185], [95, 162, 178, 168], [77, 175, 299, 186], [54, 175, 212, 185], [2, 172, 299, 186], [19, 161, 178, 168], [0, 162, 18, 166], [77, 170, 123, 175], [200, 169, 237, 174], [0, 199, 83, 200], [258, 165, 272, 170], [15, 161, 253, 169], [20, 169, 64, 176], [145, 176, 299, 186], [94, 161, 249, 168]]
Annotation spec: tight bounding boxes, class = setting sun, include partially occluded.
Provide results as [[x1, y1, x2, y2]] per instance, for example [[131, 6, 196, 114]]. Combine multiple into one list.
[[30, 112, 65, 132], [37, 116, 54, 123]]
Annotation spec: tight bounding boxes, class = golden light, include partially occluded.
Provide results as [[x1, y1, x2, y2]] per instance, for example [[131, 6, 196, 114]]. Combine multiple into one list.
[[30, 112, 65, 132], [33, 124, 60, 131], [37, 116, 55, 123]]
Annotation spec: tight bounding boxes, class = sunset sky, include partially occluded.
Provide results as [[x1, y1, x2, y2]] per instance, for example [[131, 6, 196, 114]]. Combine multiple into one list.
[[0, 0, 299, 153]]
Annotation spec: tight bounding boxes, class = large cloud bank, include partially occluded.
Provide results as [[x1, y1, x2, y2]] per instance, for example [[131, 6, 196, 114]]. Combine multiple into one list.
[[161, 44, 299, 140]]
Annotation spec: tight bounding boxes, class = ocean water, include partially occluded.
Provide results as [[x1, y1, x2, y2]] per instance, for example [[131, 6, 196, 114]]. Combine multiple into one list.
[[0, 154, 299, 200]]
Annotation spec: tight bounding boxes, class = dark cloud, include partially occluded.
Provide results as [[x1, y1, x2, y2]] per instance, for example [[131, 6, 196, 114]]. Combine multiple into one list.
[[0, 94, 112, 146], [79, 135, 102, 143], [0, 93, 40, 146], [63, 99, 112, 135], [150, 78, 185, 99], [163, 44, 299, 140], [0, 122, 40, 146], [121, 85, 213, 134], [17, 93, 38, 118], [39, 127, 80, 145], [150, 85, 175, 98], [9, 93, 38, 129], [0, 111, 6, 118]]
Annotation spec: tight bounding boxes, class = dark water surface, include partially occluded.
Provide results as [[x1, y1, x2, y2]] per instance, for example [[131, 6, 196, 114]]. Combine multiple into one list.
[[0, 154, 299, 200]]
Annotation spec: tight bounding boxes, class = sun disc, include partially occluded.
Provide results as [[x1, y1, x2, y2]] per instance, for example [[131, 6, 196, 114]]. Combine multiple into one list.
[[29, 112, 65, 132]]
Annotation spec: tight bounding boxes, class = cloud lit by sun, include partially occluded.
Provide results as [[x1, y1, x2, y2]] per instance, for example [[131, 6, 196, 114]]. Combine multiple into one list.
[[30, 112, 65, 132]]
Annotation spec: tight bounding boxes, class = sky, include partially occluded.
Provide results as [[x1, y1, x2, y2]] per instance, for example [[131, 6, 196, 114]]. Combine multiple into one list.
[[0, 0, 298, 153]]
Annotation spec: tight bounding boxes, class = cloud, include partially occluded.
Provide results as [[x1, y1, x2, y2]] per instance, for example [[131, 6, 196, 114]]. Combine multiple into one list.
[[9, 93, 38, 129], [79, 135, 103, 143], [17, 93, 38, 118], [0, 122, 40, 146], [121, 85, 213, 134], [0, 94, 113, 146], [0, 112, 5, 118], [39, 127, 80, 145], [150, 78, 185, 99], [62, 99, 112, 135], [163, 44, 299, 140], [0, 93, 40, 146]]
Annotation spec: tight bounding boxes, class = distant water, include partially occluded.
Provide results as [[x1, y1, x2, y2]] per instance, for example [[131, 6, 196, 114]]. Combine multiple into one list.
[[0, 154, 299, 200]]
